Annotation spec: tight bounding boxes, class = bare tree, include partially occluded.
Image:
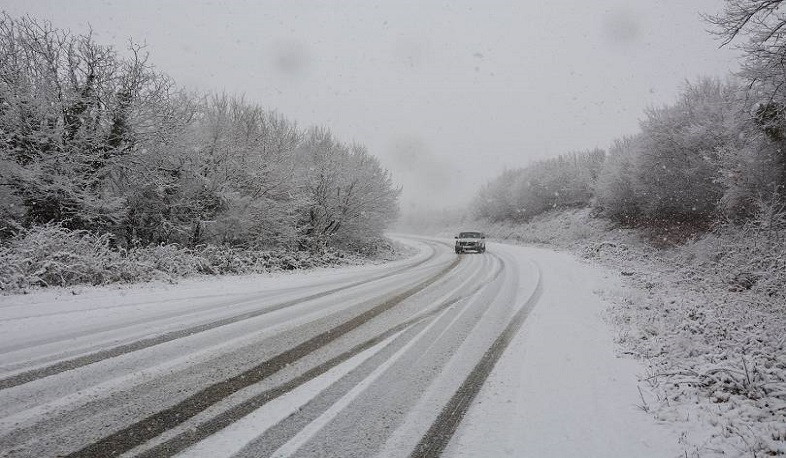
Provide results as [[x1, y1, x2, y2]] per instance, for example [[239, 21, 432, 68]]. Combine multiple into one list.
[[710, 1, 786, 97], [709, 3, 786, 197]]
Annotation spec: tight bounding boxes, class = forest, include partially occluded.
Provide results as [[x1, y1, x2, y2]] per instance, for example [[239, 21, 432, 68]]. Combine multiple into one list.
[[0, 14, 400, 291]]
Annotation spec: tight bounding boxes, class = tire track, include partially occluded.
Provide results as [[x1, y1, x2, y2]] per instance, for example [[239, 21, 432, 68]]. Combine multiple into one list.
[[410, 259, 543, 458], [138, 253, 504, 458], [61, 254, 462, 458], [0, 242, 443, 391], [0, 242, 455, 453], [137, 305, 445, 458], [231, 253, 507, 458]]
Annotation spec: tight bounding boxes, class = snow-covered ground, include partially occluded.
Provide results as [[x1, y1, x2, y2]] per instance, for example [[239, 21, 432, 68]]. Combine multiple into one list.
[[443, 244, 681, 457], [0, 235, 688, 457], [463, 209, 786, 457]]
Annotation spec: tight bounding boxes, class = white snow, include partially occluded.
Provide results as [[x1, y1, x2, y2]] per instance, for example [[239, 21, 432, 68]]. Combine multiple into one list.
[[445, 243, 682, 457], [454, 208, 786, 456], [269, 303, 457, 458], [0, 239, 434, 372], [177, 329, 408, 458], [0, 236, 688, 457]]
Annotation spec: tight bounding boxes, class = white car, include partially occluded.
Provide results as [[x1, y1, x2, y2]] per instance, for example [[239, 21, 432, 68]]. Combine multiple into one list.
[[454, 231, 486, 254]]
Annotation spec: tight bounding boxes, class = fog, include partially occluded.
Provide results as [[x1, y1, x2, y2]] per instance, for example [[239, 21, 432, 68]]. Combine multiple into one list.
[[2, 0, 740, 214]]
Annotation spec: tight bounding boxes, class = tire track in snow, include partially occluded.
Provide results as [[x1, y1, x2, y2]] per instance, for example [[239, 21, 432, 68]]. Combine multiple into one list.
[[231, 253, 506, 458], [135, 303, 449, 457], [410, 258, 543, 458], [0, 242, 443, 391], [0, 242, 456, 455], [266, 299, 461, 458], [61, 253, 462, 458]]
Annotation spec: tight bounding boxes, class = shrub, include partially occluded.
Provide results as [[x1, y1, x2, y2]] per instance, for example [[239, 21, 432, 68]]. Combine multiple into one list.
[[594, 137, 640, 222], [473, 150, 605, 222], [0, 225, 375, 294], [0, 224, 131, 290]]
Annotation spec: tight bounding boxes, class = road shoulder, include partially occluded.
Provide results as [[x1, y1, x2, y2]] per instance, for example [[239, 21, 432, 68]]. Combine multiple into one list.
[[446, 243, 682, 457]]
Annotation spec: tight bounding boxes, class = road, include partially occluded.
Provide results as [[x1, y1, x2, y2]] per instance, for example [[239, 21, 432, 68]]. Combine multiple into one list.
[[0, 236, 676, 457]]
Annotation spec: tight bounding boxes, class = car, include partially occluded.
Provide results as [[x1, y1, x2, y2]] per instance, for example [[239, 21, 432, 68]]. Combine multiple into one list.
[[454, 231, 486, 253]]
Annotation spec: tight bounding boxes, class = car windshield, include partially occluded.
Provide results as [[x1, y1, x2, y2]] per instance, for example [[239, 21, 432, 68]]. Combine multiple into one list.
[[459, 232, 481, 238]]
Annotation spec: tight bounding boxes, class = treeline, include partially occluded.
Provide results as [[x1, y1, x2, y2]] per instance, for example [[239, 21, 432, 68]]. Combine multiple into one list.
[[596, 79, 785, 224], [476, 0, 786, 229], [0, 14, 399, 253], [475, 77, 786, 227], [474, 150, 604, 222]]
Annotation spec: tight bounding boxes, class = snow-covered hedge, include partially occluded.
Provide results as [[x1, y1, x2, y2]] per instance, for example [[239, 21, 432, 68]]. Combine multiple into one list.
[[0, 225, 387, 293], [0, 225, 138, 290]]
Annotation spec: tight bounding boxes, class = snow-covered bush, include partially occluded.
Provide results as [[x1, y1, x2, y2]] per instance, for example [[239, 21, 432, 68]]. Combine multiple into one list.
[[128, 245, 207, 278], [473, 150, 604, 222], [0, 225, 137, 290], [594, 137, 641, 222], [675, 205, 786, 300], [0, 225, 384, 294]]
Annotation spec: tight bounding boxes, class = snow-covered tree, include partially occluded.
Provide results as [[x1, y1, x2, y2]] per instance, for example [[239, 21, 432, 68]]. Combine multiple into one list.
[[0, 14, 400, 252], [633, 78, 744, 222], [296, 128, 399, 249], [710, 1, 786, 101], [472, 150, 604, 222], [710, 2, 786, 198], [594, 137, 641, 221], [0, 14, 189, 238], [187, 95, 301, 247]]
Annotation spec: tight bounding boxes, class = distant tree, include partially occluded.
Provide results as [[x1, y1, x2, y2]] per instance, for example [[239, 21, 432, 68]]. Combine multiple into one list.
[[594, 137, 641, 222], [472, 169, 522, 222], [472, 150, 605, 223]]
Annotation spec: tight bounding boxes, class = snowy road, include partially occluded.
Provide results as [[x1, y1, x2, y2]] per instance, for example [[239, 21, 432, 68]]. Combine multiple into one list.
[[0, 237, 678, 457]]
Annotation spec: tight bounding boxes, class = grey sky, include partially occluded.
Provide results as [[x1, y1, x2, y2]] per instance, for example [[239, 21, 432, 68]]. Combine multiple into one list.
[[1, 0, 740, 213]]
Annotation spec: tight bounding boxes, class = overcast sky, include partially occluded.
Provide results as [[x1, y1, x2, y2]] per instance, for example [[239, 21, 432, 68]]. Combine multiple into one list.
[[2, 0, 740, 213]]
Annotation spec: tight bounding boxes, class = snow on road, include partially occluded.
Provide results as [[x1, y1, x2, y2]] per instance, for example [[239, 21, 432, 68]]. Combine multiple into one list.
[[0, 237, 682, 457], [446, 244, 681, 457], [178, 329, 408, 458]]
